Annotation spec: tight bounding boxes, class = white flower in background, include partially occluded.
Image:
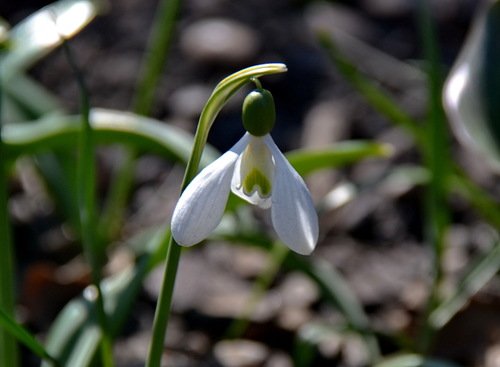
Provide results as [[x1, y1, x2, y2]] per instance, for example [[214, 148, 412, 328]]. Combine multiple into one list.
[[171, 88, 318, 255]]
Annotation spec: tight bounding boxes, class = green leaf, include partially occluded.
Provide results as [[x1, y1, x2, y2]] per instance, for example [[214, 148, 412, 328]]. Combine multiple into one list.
[[317, 32, 424, 147], [1, 0, 102, 76], [216, 224, 380, 364], [0, 308, 59, 366], [430, 239, 500, 329], [3, 108, 219, 165], [449, 169, 500, 228], [42, 230, 167, 367], [286, 141, 392, 176], [288, 257, 380, 362], [2, 74, 62, 121]]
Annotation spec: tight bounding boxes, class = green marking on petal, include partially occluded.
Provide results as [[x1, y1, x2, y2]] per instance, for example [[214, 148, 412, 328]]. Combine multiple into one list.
[[243, 168, 272, 197]]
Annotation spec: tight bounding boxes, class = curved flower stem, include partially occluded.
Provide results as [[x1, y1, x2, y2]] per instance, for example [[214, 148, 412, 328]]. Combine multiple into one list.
[[146, 63, 287, 367]]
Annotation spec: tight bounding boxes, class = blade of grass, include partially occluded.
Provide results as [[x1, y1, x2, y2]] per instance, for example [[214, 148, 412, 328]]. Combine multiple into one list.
[[33, 153, 81, 233], [2, 74, 62, 120], [99, 0, 181, 242], [317, 32, 425, 147], [225, 242, 289, 338], [60, 38, 113, 367], [287, 141, 392, 176], [0, 309, 59, 366], [448, 168, 500, 228], [289, 256, 380, 362], [0, 56, 18, 367], [133, 0, 180, 115], [41, 226, 170, 367], [430, 239, 500, 329], [217, 228, 380, 363], [417, 0, 451, 352], [318, 30, 500, 230]]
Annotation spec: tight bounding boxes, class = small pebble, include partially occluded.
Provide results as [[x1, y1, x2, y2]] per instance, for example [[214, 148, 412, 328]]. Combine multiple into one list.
[[214, 339, 269, 367], [278, 272, 319, 308], [180, 18, 259, 64]]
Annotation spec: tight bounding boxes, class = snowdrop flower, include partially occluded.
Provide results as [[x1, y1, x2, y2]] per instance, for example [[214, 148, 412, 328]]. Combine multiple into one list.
[[171, 88, 318, 255]]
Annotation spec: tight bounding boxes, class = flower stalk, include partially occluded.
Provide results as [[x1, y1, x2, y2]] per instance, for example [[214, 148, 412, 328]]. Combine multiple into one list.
[[146, 63, 288, 367]]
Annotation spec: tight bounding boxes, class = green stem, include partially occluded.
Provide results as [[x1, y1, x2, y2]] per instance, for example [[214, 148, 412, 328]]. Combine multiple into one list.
[[0, 57, 19, 367], [145, 237, 181, 367], [417, 0, 450, 353], [145, 98, 208, 367], [133, 0, 181, 115], [98, 149, 135, 241], [60, 39, 114, 367]]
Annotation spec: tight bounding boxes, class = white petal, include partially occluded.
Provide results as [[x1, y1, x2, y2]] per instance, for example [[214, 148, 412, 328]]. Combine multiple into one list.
[[231, 135, 274, 209], [171, 134, 250, 246], [265, 136, 319, 255]]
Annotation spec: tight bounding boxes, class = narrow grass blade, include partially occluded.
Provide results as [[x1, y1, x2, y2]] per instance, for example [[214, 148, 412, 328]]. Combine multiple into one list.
[[0, 309, 59, 366], [33, 154, 81, 233], [133, 0, 181, 115], [61, 36, 114, 366], [217, 228, 380, 363], [100, 0, 181, 242], [2, 74, 62, 121], [449, 169, 500, 228], [417, 0, 452, 352], [317, 32, 424, 146], [42, 229, 168, 367], [430, 240, 500, 329], [288, 256, 380, 362], [287, 141, 392, 176], [225, 242, 289, 338]]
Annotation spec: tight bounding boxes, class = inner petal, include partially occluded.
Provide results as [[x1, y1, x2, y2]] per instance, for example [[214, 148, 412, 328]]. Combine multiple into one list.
[[231, 135, 274, 209]]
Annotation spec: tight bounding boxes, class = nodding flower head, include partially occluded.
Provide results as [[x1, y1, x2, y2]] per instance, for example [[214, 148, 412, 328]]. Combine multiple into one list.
[[171, 88, 318, 255]]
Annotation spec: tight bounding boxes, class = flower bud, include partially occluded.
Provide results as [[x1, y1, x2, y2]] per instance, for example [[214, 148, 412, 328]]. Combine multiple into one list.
[[242, 88, 275, 136]]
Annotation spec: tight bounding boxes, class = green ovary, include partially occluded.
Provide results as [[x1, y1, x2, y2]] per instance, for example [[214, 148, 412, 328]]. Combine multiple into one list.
[[243, 168, 271, 197]]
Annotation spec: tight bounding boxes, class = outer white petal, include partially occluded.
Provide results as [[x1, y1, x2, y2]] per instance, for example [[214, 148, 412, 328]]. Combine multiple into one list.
[[171, 134, 250, 246], [265, 135, 319, 255]]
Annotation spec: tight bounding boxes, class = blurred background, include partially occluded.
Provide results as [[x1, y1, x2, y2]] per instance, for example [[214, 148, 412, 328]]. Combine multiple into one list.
[[2, 0, 500, 366]]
